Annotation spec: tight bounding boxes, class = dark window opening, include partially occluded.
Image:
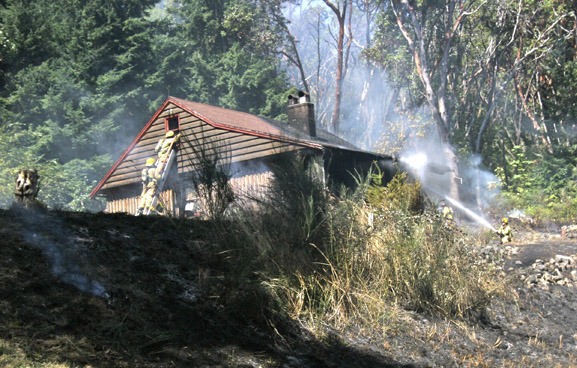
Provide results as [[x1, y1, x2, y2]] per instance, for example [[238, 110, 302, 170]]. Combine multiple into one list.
[[166, 116, 180, 132]]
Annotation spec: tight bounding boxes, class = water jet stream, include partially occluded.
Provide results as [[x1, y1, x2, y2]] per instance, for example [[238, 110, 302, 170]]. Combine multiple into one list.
[[444, 196, 496, 232]]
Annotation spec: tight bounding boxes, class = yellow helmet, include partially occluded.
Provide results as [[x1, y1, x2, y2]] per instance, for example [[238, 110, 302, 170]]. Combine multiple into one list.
[[502, 217, 508, 224], [165, 130, 175, 138], [145, 158, 156, 166]]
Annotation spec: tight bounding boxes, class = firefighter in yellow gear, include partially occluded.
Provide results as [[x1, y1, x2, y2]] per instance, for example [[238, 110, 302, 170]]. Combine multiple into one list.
[[155, 130, 177, 163], [136, 158, 160, 215], [496, 217, 513, 244], [154, 130, 179, 177], [440, 201, 454, 222]]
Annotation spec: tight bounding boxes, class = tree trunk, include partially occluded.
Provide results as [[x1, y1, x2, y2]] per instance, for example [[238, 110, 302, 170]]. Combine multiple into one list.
[[323, 0, 348, 134]]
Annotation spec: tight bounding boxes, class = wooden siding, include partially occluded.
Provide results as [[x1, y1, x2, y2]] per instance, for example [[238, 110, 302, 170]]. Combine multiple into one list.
[[229, 171, 273, 202], [105, 189, 175, 216], [100, 154, 278, 216]]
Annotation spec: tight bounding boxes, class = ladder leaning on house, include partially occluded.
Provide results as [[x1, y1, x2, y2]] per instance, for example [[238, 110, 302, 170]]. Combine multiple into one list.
[[142, 134, 180, 216]]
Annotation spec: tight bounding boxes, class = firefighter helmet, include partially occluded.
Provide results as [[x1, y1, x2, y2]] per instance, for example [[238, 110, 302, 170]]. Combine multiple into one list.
[[145, 158, 156, 166], [502, 217, 508, 224], [165, 130, 175, 138]]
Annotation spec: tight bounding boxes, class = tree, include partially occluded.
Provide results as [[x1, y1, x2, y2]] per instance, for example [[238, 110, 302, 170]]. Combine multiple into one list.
[[0, 0, 159, 210], [322, 0, 352, 133], [379, 0, 487, 201], [282, 0, 394, 145], [148, 0, 291, 119], [368, 0, 576, 212]]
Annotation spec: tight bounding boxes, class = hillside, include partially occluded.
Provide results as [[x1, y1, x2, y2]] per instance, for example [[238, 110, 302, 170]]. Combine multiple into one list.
[[2, 206, 577, 367]]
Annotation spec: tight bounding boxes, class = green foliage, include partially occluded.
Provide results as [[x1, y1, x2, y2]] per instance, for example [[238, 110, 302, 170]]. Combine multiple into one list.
[[38, 157, 109, 212], [145, 0, 290, 120], [0, 0, 160, 210], [0, 123, 109, 210], [365, 170, 424, 215], [0, 0, 290, 211], [496, 145, 577, 223], [0, 126, 41, 208], [494, 145, 536, 195], [368, 0, 577, 221], [364, 10, 421, 105]]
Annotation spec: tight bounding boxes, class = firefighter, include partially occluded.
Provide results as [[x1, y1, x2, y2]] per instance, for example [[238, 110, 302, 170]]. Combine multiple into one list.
[[496, 217, 513, 244], [155, 130, 178, 164], [154, 130, 179, 177], [136, 158, 159, 216], [440, 200, 454, 223]]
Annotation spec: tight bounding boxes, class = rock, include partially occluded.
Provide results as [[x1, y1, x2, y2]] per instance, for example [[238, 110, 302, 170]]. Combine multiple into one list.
[[555, 255, 573, 263], [525, 274, 539, 284], [561, 225, 577, 238]]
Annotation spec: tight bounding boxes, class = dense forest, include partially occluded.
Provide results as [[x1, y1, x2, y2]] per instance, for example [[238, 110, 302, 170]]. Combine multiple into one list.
[[0, 0, 576, 221]]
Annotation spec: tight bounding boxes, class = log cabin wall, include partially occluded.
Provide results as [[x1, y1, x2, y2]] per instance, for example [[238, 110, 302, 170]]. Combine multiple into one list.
[[101, 184, 139, 214], [229, 169, 274, 203]]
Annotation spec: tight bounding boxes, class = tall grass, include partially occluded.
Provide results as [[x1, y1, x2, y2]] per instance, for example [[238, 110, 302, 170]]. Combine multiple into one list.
[[202, 156, 500, 331]]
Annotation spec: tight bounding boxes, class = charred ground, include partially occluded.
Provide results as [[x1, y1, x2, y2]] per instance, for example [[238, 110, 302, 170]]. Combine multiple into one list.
[[1, 207, 577, 367]]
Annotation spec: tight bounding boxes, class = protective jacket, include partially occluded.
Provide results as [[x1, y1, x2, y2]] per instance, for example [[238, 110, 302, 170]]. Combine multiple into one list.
[[141, 166, 159, 189], [442, 205, 454, 221], [497, 224, 513, 244], [137, 166, 160, 214], [155, 137, 176, 162]]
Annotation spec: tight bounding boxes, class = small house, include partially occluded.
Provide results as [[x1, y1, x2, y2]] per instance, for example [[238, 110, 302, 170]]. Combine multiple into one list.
[[89, 93, 395, 217]]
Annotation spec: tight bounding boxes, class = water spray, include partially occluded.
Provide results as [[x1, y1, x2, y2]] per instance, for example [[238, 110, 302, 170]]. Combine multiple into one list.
[[443, 196, 496, 232], [399, 150, 497, 232], [399, 153, 454, 176]]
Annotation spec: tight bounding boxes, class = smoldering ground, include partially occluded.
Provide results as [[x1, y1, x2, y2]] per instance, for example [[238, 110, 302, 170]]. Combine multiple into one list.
[[11, 206, 108, 298]]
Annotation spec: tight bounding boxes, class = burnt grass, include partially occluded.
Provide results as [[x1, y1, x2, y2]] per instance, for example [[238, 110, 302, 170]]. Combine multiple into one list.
[[1, 207, 577, 367]]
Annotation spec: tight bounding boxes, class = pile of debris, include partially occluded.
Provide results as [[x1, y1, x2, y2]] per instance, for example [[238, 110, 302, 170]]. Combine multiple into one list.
[[561, 225, 577, 239], [520, 254, 577, 290], [476, 244, 520, 270]]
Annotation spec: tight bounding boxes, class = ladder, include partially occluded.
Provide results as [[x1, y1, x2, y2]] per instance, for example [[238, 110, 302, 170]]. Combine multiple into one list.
[[142, 134, 180, 216]]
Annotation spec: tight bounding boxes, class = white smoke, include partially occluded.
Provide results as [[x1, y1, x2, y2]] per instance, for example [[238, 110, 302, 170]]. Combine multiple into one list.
[[282, 1, 394, 151], [283, 2, 501, 220]]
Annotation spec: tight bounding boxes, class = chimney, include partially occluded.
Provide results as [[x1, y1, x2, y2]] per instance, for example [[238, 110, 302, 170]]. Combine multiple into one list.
[[287, 91, 316, 138]]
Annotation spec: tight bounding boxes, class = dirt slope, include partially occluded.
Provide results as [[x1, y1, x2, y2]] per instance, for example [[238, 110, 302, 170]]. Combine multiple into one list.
[[1, 207, 577, 367]]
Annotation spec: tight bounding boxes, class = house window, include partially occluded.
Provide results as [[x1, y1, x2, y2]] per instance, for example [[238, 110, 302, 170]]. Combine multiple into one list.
[[166, 115, 180, 132]]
